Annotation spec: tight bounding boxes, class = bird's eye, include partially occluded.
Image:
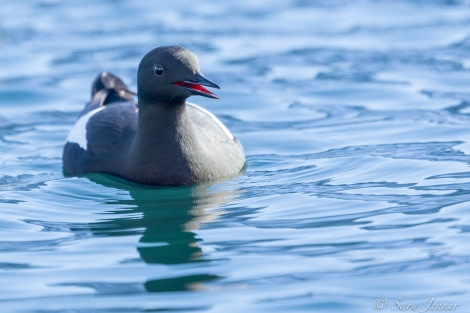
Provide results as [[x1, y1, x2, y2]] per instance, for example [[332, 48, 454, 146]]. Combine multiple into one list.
[[153, 64, 164, 76]]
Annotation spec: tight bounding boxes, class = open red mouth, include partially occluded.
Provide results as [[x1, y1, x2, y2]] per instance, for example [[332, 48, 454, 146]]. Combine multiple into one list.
[[173, 81, 219, 99], [173, 73, 220, 99]]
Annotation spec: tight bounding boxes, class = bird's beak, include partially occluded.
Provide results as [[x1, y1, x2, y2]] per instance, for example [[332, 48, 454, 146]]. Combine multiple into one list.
[[173, 73, 220, 99]]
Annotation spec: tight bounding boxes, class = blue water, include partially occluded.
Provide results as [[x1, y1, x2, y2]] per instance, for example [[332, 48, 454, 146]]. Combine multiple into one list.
[[1, 1, 470, 312]]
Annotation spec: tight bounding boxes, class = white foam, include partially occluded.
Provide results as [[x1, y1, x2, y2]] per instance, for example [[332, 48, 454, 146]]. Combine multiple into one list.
[[66, 106, 106, 149]]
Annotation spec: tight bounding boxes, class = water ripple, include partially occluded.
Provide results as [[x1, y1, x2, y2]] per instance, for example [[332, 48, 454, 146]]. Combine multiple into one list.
[[1, 0, 470, 312]]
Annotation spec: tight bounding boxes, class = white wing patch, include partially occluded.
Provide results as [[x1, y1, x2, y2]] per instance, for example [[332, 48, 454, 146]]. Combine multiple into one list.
[[187, 102, 234, 140], [66, 106, 106, 150]]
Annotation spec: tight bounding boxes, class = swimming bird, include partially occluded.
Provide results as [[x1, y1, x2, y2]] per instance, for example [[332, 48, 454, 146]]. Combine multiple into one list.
[[63, 46, 245, 185]]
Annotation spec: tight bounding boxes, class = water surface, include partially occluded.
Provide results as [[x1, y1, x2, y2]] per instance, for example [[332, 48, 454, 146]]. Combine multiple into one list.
[[1, 1, 470, 312]]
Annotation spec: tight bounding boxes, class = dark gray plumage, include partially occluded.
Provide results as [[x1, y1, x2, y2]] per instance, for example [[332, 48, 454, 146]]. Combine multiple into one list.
[[63, 46, 245, 185]]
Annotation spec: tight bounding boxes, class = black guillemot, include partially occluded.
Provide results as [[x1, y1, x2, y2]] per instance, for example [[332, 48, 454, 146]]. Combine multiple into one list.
[[63, 46, 245, 185]]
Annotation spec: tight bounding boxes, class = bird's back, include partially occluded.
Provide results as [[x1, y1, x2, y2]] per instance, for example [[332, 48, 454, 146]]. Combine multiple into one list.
[[63, 73, 138, 176]]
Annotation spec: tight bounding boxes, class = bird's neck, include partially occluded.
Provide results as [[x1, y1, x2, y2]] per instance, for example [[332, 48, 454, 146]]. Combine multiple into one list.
[[137, 100, 187, 140], [128, 100, 200, 174]]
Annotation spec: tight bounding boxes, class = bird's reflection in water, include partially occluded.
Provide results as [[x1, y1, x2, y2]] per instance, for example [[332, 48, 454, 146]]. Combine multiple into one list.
[[86, 174, 239, 292]]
